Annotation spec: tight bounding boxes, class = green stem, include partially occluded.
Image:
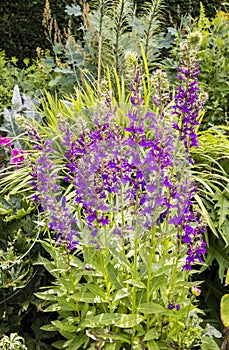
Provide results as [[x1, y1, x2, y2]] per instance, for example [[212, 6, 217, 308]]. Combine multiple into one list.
[[169, 228, 182, 294], [146, 226, 156, 330], [131, 206, 139, 344], [99, 248, 112, 310], [114, 0, 125, 76]]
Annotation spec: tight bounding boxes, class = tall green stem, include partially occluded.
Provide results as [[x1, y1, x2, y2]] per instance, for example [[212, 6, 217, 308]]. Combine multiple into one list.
[[146, 226, 156, 330], [131, 210, 139, 344]]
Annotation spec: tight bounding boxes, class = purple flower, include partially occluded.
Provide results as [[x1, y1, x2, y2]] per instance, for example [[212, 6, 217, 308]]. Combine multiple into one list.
[[30, 139, 78, 248], [168, 301, 180, 310], [172, 47, 206, 152]]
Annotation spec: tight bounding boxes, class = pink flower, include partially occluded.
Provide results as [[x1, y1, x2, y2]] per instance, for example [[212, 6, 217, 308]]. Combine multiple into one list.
[[191, 285, 201, 297], [0, 136, 12, 147], [10, 148, 26, 166]]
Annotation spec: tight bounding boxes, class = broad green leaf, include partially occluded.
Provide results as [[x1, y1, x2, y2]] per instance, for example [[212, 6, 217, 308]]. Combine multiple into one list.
[[44, 304, 61, 312], [70, 255, 84, 268], [52, 340, 66, 349], [138, 302, 169, 315], [147, 339, 160, 350], [81, 313, 144, 329], [44, 298, 78, 312], [41, 324, 58, 332], [124, 279, 146, 289], [115, 314, 144, 328], [51, 320, 77, 333], [60, 335, 88, 350], [86, 329, 131, 344], [113, 288, 132, 301], [0, 207, 12, 215], [70, 291, 105, 303], [143, 328, 160, 341], [106, 263, 123, 290], [221, 294, 229, 327], [214, 191, 229, 227], [35, 290, 59, 301], [86, 284, 107, 300], [201, 336, 220, 350], [81, 313, 122, 328], [35, 255, 62, 277], [152, 264, 175, 277], [109, 247, 132, 272], [58, 277, 76, 290]]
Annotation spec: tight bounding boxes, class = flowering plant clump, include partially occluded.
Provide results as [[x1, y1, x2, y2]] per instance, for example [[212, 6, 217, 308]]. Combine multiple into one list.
[[3, 35, 210, 349]]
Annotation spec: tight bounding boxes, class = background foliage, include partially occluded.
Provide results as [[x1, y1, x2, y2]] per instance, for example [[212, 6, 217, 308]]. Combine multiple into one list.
[[0, 0, 224, 65]]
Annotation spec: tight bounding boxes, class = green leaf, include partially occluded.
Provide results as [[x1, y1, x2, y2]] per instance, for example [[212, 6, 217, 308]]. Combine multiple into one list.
[[109, 247, 132, 272], [104, 345, 117, 350], [138, 302, 169, 315], [52, 340, 66, 349], [81, 313, 122, 328], [113, 287, 132, 301], [51, 320, 77, 333], [41, 324, 58, 332], [86, 329, 131, 344], [221, 294, 229, 327], [44, 304, 61, 312], [35, 290, 59, 301], [35, 254, 62, 278], [201, 336, 220, 350], [59, 335, 88, 350], [0, 207, 12, 215], [143, 328, 160, 341], [124, 279, 146, 289], [147, 339, 160, 350], [115, 314, 145, 328], [70, 291, 105, 303], [106, 263, 123, 290], [214, 191, 229, 227], [86, 284, 107, 300], [81, 313, 144, 329]]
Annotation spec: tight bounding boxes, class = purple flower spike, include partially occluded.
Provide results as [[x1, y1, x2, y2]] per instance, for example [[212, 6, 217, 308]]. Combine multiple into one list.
[[172, 44, 207, 153], [30, 139, 78, 249]]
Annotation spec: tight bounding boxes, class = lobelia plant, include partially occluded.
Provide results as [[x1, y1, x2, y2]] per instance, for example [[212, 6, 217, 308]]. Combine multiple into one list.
[[2, 34, 219, 349]]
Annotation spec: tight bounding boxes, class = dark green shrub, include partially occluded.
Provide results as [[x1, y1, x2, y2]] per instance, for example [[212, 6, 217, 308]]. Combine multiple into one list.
[[0, 0, 81, 66]]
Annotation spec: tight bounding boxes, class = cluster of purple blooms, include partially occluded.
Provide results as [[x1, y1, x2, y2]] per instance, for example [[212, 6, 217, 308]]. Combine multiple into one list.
[[27, 44, 206, 272], [30, 138, 78, 250], [172, 45, 206, 152]]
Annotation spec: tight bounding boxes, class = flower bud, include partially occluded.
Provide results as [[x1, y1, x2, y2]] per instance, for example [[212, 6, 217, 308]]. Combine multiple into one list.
[[191, 285, 201, 296]]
